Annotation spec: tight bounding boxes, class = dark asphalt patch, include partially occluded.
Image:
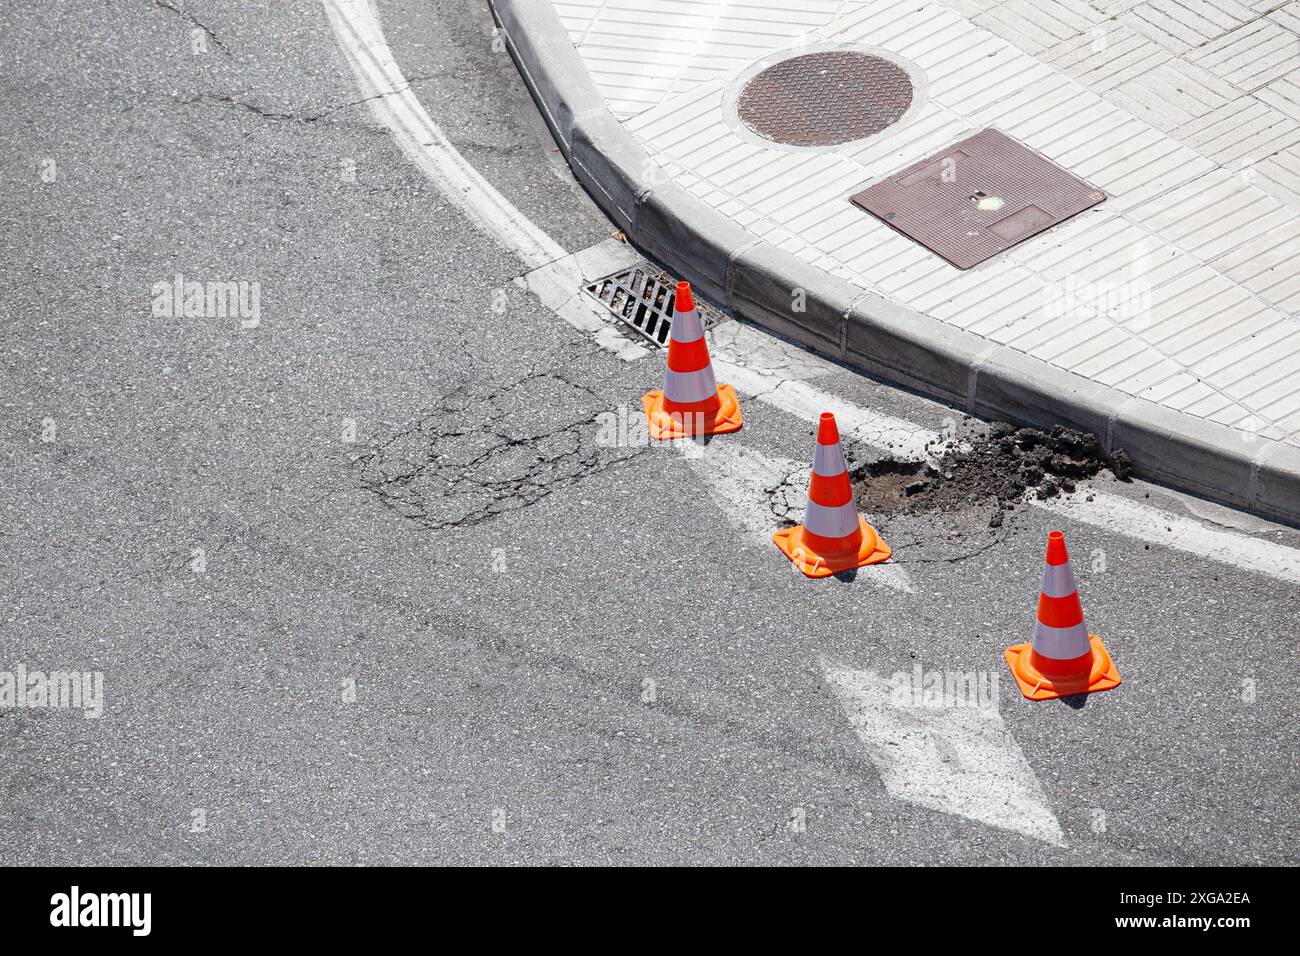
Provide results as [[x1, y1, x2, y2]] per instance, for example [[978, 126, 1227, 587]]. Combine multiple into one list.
[[355, 371, 643, 530]]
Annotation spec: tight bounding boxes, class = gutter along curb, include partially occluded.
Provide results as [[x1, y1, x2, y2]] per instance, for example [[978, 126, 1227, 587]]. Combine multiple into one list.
[[491, 0, 1300, 527]]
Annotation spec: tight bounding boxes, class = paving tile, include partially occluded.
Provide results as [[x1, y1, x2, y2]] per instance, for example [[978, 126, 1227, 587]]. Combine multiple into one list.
[[570, 0, 1300, 448], [1189, 19, 1300, 93]]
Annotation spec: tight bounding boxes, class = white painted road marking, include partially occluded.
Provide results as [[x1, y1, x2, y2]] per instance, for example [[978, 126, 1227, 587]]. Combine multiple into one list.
[[1035, 492, 1300, 586], [685, 442, 801, 545], [326, 0, 651, 361], [822, 662, 1067, 847], [323, 0, 1300, 589], [515, 240, 650, 361], [682, 442, 916, 592], [322, 0, 564, 270], [716, 357, 940, 464], [325, 0, 1298, 851]]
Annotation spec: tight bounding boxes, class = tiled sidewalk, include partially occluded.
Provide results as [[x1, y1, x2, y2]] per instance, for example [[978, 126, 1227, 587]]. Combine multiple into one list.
[[552, 0, 1300, 447]]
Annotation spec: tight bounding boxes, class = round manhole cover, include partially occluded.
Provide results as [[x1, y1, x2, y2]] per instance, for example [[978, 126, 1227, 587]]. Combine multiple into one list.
[[737, 51, 914, 148]]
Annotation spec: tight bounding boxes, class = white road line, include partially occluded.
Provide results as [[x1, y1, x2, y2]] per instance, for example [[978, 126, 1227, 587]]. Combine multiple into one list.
[[321, 0, 1300, 589], [685, 443, 800, 544], [326, 0, 652, 360], [323, 0, 1294, 854], [323, 0, 564, 269], [716, 359, 940, 464], [1035, 492, 1300, 585], [682, 442, 917, 593], [822, 662, 1067, 847], [515, 240, 650, 361], [708, 320, 942, 462]]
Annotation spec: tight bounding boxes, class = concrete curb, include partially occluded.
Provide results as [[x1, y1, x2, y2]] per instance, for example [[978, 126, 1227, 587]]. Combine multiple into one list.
[[491, 0, 1300, 527]]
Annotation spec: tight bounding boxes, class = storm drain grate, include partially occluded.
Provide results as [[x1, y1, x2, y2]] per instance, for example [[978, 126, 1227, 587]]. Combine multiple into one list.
[[583, 267, 726, 347]]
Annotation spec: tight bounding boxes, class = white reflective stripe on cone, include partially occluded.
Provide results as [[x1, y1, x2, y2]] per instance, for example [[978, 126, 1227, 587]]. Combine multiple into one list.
[[812, 441, 847, 477], [1040, 563, 1079, 599], [803, 500, 860, 539], [662, 366, 718, 404], [670, 308, 704, 343], [1031, 619, 1091, 660]]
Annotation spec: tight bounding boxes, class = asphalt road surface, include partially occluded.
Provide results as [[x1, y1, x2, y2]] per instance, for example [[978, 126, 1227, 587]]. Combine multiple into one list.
[[1, 0, 1296, 865]]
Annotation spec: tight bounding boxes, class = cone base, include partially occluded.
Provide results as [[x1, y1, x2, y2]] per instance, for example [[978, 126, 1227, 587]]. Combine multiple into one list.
[[642, 384, 743, 440], [1003, 634, 1122, 701], [772, 516, 891, 578]]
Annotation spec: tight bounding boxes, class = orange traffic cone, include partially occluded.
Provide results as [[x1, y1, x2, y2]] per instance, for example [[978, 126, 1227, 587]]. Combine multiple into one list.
[[1004, 531, 1122, 700], [773, 412, 891, 577], [642, 282, 742, 440]]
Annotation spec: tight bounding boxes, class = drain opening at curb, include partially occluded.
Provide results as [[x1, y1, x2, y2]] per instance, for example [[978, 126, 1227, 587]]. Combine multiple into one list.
[[583, 266, 727, 348]]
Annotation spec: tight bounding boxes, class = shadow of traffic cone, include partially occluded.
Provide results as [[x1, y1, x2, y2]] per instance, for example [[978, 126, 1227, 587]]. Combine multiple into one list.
[[773, 412, 891, 577], [642, 281, 742, 440], [1004, 530, 1121, 700]]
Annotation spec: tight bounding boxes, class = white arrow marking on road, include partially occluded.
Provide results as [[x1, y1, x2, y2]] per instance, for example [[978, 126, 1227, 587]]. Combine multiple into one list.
[[822, 662, 1066, 846]]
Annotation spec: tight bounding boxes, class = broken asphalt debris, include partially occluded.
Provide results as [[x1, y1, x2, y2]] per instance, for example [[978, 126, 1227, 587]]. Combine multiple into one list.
[[851, 421, 1132, 527]]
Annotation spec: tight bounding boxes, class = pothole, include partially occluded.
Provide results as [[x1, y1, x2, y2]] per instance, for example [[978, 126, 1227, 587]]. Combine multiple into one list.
[[852, 459, 928, 514], [849, 421, 1132, 526]]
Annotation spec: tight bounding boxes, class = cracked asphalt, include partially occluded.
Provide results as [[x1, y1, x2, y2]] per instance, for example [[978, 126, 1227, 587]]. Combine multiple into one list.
[[0, 0, 1296, 866]]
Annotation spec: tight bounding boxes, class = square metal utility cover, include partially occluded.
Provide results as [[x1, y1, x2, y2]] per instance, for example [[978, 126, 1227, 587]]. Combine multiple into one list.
[[850, 128, 1106, 270]]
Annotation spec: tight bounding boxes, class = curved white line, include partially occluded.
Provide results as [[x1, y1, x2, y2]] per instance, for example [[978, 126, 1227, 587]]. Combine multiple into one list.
[[321, 0, 566, 270], [322, 0, 1300, 590]]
